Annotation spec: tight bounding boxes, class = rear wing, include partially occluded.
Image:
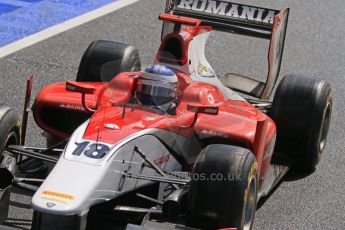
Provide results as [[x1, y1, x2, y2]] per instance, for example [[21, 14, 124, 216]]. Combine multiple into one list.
[[162, 0, 290, 99]]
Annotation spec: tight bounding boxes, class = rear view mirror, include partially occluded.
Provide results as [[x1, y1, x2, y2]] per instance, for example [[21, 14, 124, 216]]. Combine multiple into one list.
[[187, 104, 219, 115], [184, 104, 219, 128], [65, 81, 96, 113], [66, 81, 95, 95]]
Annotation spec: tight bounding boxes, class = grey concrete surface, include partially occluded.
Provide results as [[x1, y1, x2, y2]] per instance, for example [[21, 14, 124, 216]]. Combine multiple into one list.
[[0, 0, 344, 229]]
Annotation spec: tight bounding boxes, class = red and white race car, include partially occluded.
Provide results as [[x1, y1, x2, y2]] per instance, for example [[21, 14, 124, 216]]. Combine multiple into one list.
[[0, 1, 332, 229]]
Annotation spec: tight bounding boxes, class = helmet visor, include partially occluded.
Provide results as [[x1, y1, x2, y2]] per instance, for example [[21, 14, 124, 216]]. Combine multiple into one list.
[[137, 81, 177, 98], [136, 92, 172, 106]]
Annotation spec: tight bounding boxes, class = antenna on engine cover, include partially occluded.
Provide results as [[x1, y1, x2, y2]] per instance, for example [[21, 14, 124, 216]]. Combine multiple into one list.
[[122, 103, 127, 118]]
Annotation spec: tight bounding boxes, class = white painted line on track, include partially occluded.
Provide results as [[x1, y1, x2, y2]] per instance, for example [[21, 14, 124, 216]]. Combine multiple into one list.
[[0, 0, 140, 59], [0, 0, 31, 7]]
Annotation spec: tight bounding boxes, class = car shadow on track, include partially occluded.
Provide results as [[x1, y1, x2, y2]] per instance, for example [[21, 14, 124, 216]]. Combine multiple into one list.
[[257, 170, 314, 210]]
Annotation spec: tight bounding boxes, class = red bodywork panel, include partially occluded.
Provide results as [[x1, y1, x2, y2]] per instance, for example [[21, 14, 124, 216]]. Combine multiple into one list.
[[33, 22, 276, 179], [159, 13, 202, 26], [157, 25, 211, 66], [33, 69, 276, 179]]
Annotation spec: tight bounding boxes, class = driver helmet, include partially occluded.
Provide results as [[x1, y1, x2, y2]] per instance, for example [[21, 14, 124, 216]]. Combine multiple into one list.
[[136, 64, 178, 110]]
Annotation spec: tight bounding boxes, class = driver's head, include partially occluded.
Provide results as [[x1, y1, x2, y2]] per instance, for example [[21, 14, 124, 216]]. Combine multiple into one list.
[[136, 64, 178, 110]]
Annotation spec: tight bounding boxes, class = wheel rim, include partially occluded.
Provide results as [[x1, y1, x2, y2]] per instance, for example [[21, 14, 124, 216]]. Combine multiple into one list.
[[1, 131, 19, 153], [319, 102, 331, 152], [243, 175, 257, 230]]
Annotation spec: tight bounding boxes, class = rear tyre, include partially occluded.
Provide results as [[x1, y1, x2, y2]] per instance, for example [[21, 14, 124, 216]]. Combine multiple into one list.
[[0, 105, 20, 224], [76, 40, 141, 82], [187, 144, 258, 230], [45, 41, 141, 148], [270, 75, 333, 173]]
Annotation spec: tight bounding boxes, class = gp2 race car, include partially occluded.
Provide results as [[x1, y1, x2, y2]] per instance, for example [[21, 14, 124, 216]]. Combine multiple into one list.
[[0, 0, 333, 229]]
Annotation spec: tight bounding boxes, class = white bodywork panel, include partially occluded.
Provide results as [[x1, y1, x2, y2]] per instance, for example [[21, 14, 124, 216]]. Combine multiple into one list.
[[156, 30, 244, 101], [31, 120, 187, 215]]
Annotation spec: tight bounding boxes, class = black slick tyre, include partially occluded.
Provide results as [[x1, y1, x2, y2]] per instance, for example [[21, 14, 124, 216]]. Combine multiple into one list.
[[270, 75, 333, 173], [76, 40, 141, 82], [187, 144, 258, 230]]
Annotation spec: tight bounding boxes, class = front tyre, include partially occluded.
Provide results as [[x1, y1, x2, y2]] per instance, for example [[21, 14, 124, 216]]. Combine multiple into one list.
[[187, 144, 258, 230], [0, 105, 20, 153], [0, 105, 20, 224]]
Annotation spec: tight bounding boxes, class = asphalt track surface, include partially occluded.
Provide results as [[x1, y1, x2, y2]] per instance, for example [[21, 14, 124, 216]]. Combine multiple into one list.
[[0, 0, 344, 229]]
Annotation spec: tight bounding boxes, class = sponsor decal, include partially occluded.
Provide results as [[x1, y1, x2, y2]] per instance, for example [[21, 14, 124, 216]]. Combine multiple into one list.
[[154, 154, 170, 166], [85, 144, 109, 158], [204, 108, 218, 114], [207, 94, 215, 104], [176, 0, 277, 24], [72, 141, 110, 159], [59, 104, 85, 111], [247, 161, 258, 182], [41, 196, 68, 204], [198, 63, 215, 78], [42, 191, 75, 200], [46, 202, 56, 208], [200, 129, 228, 138]]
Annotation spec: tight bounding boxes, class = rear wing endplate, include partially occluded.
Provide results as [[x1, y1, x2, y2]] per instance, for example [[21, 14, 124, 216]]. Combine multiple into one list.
[[162, 0, 290, 99]]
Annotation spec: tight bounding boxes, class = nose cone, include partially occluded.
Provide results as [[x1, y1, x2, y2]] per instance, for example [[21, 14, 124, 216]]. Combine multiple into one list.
[[31, 158, 114, 215]]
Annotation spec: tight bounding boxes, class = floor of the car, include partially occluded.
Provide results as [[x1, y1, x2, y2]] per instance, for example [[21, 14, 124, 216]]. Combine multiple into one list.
[[257, 152, 292, 200]]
